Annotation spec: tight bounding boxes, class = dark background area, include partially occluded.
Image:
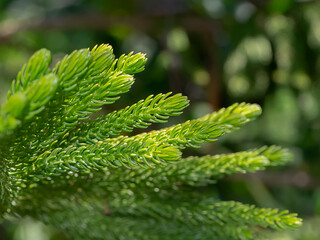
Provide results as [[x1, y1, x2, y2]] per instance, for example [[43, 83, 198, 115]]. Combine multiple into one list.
[[0, 0, 319, 239]]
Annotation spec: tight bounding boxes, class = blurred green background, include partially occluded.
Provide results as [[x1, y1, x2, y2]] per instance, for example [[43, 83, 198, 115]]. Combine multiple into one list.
[[0, 0, 319, 239]]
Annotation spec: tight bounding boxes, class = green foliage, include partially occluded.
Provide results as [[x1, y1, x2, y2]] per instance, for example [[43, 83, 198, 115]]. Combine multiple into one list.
[[0, 44, 301, 240], [262, 217, 320, 240]]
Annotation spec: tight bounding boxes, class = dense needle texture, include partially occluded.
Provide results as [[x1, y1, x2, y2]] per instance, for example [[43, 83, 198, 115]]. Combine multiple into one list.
[[0, 44, 301, 239]]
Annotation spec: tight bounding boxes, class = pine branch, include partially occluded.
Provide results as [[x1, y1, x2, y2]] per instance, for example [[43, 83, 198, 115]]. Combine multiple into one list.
[[0, 73, 58, 133], [25, 134, 181, 177], [86, 93, 189, 139], [22, 199, 251, 240], [202, 102, 262, 132], [10, 109, 272, 205], [0, 44, 302, 239], [9, 49, 51, 96], [149, 102, 261, 149], [109, 197, 302, 231], [53, 44, 145, 132], [101, 146, 293, 190]]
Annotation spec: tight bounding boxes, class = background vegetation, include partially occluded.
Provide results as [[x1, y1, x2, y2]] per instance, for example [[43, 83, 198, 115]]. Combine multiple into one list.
[[0, 0, 319, 239]]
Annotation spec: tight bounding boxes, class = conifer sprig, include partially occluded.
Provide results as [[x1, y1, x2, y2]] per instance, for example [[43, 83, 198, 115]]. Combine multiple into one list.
[[0, 44, 301, 239], [86, 93, 189, 139], [109, 197, 302, 230], [97, 145, 293, 190]]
